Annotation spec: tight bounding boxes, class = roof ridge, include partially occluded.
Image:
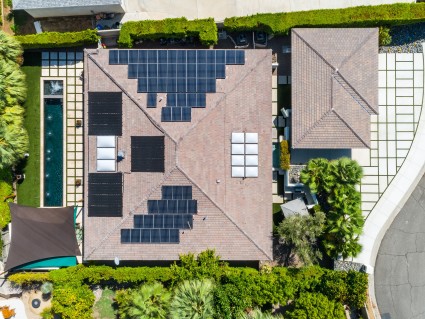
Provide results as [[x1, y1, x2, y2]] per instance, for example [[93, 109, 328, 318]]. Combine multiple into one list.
[[332, 109, 369, 147], [294, 109, 333, 147], [338, 29, 376, 72], [292, 29, 335, 70], [85, 166, 179, 259], [175, 50, 271, 144], [85, 49, 177, 144], [175, 167, 273, 260]]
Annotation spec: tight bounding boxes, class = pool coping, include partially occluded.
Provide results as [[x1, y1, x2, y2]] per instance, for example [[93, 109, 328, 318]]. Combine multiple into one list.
[[39, 77, 67, 208]]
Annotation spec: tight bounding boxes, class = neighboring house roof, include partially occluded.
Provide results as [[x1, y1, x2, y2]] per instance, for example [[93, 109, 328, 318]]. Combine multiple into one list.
[[13, 0, 121, 10], [280, 198, 308, 218], [5, 204, 80, 271], [83, 49, 273, 262], [291, 28, 378, 149]]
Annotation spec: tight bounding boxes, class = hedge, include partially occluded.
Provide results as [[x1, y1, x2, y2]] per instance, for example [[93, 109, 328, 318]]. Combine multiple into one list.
[[14, 29, 99, 49], [0, 168, 13, 230], [223, 3, 425, 35], [118, 17, 218, 48]]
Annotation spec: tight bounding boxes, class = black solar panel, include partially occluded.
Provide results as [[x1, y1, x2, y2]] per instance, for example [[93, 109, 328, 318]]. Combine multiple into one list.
[[174, 215, 184, 229], [148, 200, 159, 214], [128, 64, 138, 78], [161, 107, 172, 121], [181, 108, 192, 121], [119, 50, 128, 64], [182, 186, 192, 199], [148, 77, 158, 92], [177, 50, 186, 63], [162, 186, 173, 199], [109, 50, 119, 64], [144, 215, 154, 228], [216, 50, 225, 64], [141, 229, 151, 242], [177, 200, 188, 214], [148, 63, 157, 77], [160, 229, 170, 242], [158, 50, 167, 63], [138, 64, 147, 77], [168, 50, 177, 63], [134, 215, 143, 228], [172, 107, 182, 121], [226, 50, 236, 64], [170, 229, 179, 243], [138, 78, 147, 93], [138, 50, 147, 63], [151, 229, 161, 243], [158, 199, 167, 212], [188, 200, 198, 214], [129, 50, 139, 63], [148, 50, 157, 63], [131, 136, 165, 172], [88, 173, 123, 217], [131, 229, 141, 242], [158, 64, 167, 77], [164, 215, 174, 228], [216, 63, 226, 79], [207, 50, 215, 64], [167, 94, 176, 107], [147, 93, 157, 108], [88, 92, 122, 136], [168, 63, 177, 78], [154, 215, 164, 228], [167, 200, 178, 214], [121, 229, 131, 243], [235, 50, 245, 64]]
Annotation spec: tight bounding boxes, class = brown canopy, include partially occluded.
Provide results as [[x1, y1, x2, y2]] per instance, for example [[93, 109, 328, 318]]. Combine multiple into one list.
[[5, 203, 81, 271]]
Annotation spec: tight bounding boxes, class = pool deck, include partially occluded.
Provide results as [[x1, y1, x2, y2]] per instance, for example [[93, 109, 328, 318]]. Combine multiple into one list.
[[41, 52, 84, 215]]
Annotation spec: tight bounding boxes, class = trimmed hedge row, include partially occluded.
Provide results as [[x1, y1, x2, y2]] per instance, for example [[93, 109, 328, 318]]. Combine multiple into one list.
[[223, 3, 425, 35], [118, 17, 218, 48], [280, 140, 290, 170], [14, 29, 99, 49]]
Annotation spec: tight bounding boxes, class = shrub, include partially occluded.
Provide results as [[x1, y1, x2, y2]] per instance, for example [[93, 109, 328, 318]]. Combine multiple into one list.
[[379, 26, 392, 46], [279, 140, 290, 170], [0, 168, 13, 229], [224, 3, 425, 35], [8, 271, 50, 285], [15, 29, 99, 49], [346, 271, 368, 309], [285, 292, 346, 319], [118, 17, 217, 47], [171, 279, 215, 319], [51, 284, 94, 319]]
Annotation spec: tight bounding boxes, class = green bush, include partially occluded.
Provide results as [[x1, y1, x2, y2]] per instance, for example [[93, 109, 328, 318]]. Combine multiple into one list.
[[118, 17, 217, 47], [224, 3, 425, 35], [285, 292, 346, 319], [15, 29, 99, 49], [51, 284, 94, 319], [379, 26, 392, 46], [0, 168, 13, 229], [279, 140, 290, 170], [8, 252, 368, 316]]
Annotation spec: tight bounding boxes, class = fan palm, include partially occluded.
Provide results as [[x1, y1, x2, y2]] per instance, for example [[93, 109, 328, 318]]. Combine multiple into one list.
[[0, 31, 23, 63], [300, 158, 333, 193], [330, 157, 363, 185], [0, 120, 29, 169], [170, 279, 215, 319], [0, 59, 27, 111], [119, 282, 171, 319]]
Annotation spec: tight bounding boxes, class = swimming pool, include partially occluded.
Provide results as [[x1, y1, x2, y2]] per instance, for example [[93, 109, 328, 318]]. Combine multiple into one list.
[[43, 80, 64, 207]]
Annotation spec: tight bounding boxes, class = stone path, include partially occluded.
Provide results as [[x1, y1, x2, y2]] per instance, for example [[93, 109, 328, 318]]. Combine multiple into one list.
[[375, 174, 425, 319]]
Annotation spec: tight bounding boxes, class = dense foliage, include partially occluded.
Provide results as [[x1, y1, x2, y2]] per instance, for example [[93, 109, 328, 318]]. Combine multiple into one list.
[[279, 140, 290, 170], [301, 158, 364, 259], [9, 250, 368, 317], [277, 211, 325, 265], [0, 168, 13, 229], [15, 29, 99, 49], [285, 292, 346, 319], [118, 17, 218, 47], [224, 3, 425, 35]]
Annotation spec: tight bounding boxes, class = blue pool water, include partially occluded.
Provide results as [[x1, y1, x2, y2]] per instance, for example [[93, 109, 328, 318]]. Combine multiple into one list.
[[44, 98, 63, 206]]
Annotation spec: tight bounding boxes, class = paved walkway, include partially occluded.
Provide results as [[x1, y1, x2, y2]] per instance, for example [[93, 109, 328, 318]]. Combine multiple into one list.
[[375, 174, 425, 319]]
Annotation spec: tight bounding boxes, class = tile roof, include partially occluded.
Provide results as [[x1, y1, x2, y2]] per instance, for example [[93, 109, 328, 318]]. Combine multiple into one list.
[[13, 0, 120, 10], [291, 28, 378, 149], [83, 49, 273, 262]]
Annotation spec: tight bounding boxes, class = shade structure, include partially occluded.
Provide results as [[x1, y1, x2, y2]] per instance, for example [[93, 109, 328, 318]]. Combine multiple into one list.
[[5, 203, 80, 271]]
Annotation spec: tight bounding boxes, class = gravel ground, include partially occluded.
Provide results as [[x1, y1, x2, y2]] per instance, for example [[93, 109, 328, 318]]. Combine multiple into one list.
[[379, 23, 425, 53]]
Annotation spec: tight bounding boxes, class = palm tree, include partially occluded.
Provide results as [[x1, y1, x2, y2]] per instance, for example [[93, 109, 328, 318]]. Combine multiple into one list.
[[0, 59, 27, 111], [170, 279, 215, 319], [330, 157, 363, 185], [300, 158, 333, 194], [277, 211, 326, 266], [0, 120, 29, 169], [0, 31, 23, 63], [117, 282, 171, 319]]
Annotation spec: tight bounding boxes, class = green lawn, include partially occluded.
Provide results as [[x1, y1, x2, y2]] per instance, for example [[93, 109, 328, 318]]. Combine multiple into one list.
[[93, 289, 116, 319], [17, 52, 41, 207]]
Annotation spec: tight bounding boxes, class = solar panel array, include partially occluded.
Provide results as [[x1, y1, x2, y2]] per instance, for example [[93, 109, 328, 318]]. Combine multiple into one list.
[[88, 92, 122, 136], [131, 136, 165, 172], [121, 185, 197, 244], [109, 49, 245, 122], [88, 173, 123, 217]]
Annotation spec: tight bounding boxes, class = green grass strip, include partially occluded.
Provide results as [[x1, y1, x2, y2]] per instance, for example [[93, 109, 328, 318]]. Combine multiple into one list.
[[17, 52, 41, 207]]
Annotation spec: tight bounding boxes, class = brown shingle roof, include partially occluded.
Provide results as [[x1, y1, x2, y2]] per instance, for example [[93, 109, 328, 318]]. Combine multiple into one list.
[[291, 28, 378, 149], [83, 49, 273, 262]]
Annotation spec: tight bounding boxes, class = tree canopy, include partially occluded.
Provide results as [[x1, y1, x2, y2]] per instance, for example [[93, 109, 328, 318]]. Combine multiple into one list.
[[0, 31, 28, 169]]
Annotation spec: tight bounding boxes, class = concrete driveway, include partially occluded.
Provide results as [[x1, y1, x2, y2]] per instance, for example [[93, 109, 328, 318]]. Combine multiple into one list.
[[375, 174, 425, 319]]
